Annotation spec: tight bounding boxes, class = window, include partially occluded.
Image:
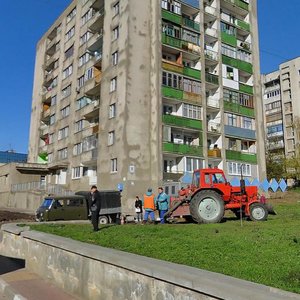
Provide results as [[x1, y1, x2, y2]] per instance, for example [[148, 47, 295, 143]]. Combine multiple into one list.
[[162, 22, 180, 39], [222, 43, 236, 58], [81, 8, 94, 26], [58, 147, 68, 160], [223, 89, 238, 103], [75, 119, 85, 132], [65, 26, 75, 41], [78, 75, 85, 88], [65, 45, 74, 59], [50, 114, 56, 125], [72, 167, 82, 179], [161, 0, 181, 14], [76, 97, 92, 110], [58, 126, 69, 140], [48, 133, 54, 144], [162, 71, 182, 89], [228, 138, 237, 150], [228, 162, 251, 176], [226, 66, 234, 80], [62, 64, 73, 79], [242, 117, 252, 129], [110, 77, 117, 92], [73, 143, 83, 155], [61, 105, 70, 118], [113, 2, 120, 16], [112, 26, 119, 40], [85, 67, 94, 81], [182, 29, 200, 45], [51, 95, 57, 106], [183, 104, 201, 120], [61, 84, 71, 98], [108, 131, 115, 146], [66, 8, 76, 23], [80, 31, 93, 45], [227, 113, 237, 127], [182, 78, 201, 94], [79, 52, 91, 67], [221, 22, 236, 36], [111, 158, 117, 172], [48, 152, 53, 163], [50, 77, 58, 89], [82, 135, 97, 152], [112, 51, 118, 65], [109, 103, 116, 118], [186, 158, 201, 172]]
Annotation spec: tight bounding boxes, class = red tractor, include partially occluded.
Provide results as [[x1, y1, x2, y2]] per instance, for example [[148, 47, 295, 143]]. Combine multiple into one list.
[[164, 168, 272, 223]]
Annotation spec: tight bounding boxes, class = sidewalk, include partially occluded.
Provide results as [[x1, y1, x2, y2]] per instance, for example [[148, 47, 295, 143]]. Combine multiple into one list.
[[0, 269, 80, 300]]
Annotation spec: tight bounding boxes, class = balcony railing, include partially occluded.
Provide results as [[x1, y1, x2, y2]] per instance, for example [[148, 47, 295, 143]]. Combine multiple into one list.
[[163, 142, 203, 156], [226, 150, 257, 164], [205, 73, 219, 85], [223, 101, 254, 117], [162, 33, 182, 49], [205, 27, 218, 38], [207, 97, 220, 108], [223, 0, 249, 11], [208, 148, 221, 158], [221, 32, 237, 47], [182, 17, 200, 31], [162, 9, 182, 25], [162, 86, 183, 100], [239, 83, 253, 95], [204, 49, 218, 61], [235, 19, 250, 32], [222, 55, 253, 74], [163, 114, 202, 130], [182, 66, 201, 79]]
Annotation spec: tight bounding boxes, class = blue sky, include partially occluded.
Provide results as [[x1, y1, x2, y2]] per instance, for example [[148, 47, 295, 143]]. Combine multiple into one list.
[[0, 1, 299, 153]]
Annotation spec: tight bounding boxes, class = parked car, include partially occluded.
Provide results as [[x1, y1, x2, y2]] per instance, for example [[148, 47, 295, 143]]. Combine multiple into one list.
[[35, 191, 121, 224]]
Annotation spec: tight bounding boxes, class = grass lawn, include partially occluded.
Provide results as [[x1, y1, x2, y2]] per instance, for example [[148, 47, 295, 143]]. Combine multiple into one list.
[[30, 199, 300, 294]]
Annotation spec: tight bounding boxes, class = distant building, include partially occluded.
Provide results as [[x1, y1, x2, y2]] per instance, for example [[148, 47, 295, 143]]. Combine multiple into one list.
[[0, 151, 27, 165], [262, 57, 300, 159], [27, 0, 266, 211]]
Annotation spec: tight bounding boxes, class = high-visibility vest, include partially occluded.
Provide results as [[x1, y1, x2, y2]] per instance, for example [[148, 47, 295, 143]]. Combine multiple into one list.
[[143, 194, 155, 210]]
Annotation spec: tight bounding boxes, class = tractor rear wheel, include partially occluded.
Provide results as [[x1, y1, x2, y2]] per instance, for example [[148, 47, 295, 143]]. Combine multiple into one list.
[[190, 190, 224, 224], [99, 215, 109, 225], [249, 203, 268, 221]]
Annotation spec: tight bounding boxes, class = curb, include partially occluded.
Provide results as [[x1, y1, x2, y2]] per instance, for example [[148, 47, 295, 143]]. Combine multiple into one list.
[[0, 278, 27, 300]]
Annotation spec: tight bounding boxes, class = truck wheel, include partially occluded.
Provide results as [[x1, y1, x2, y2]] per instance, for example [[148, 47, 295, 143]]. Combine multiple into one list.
[[249, 203, 268, 221], [190, 190, 224, 223], [99, 215, 109, 225]]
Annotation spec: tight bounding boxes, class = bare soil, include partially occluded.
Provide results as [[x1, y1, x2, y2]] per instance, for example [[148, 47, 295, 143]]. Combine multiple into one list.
[[0, 211, 35, 225]]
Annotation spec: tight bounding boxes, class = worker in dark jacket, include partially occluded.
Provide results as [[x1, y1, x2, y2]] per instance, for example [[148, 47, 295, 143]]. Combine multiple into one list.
[[89, 185, 101, 231]]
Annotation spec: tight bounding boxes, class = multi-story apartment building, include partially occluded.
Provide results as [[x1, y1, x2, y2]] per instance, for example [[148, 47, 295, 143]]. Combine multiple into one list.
[[28, 0, 265, 210], [262, 57, 300, 159]]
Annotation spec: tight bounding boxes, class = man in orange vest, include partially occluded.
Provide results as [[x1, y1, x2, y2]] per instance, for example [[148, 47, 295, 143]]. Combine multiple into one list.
[[142, 188, 156, 222]]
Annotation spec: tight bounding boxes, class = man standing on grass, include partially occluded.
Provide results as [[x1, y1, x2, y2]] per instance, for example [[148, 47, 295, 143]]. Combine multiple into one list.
[[142, 188, 156, 223], [156, 187, 169, 224], [89, 185, 101, 231]]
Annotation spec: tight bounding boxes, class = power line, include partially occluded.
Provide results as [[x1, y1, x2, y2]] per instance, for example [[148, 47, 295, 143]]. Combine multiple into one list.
[[260, 49, 289, 61]]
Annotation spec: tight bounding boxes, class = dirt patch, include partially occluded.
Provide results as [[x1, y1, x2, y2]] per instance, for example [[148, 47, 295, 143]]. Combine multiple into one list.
[[0, 211, 35, 225]]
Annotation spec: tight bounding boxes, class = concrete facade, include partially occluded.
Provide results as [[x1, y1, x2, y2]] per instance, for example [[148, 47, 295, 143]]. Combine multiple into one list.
[[1, 223, 299, 300], [262, 57, 300, 159], [28, 0, 266, 212]]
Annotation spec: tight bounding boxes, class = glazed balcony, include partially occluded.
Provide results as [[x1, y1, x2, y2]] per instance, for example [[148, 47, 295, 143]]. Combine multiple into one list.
[[224, 125, 256, 140], [225, 149, 257, 164], [163, 114, 203, 130], [204, 49, 219, 62], [163, 142, 203, 157], [205, 73, 219, 85]]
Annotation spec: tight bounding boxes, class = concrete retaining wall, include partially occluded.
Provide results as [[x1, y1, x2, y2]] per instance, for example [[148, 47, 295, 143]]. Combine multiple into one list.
[[0, 224, 299, 300]]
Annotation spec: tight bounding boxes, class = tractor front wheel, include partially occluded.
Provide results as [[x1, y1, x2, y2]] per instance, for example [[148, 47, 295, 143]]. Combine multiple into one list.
[[190, 190, 224, 224], [249, 203, 268, 221]]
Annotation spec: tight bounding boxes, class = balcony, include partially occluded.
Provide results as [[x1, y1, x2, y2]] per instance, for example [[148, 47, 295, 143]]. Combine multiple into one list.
[[89, 8, 104, 32], [223, 101, 254, 117], [222, 0, 249, 16], [204, 49, 218, 62], [182, 17, 200, 31], [205, 73, 219, 85], [235, 18, 250, 32], [224, 125, 256, 140], [162, 61, 183, 74], [239, 83, 253, 95], [163, 114, 203, 130], [163, 142, 203, 156], [162, 86, 183, 100], [208, 148, 221, 158], [162, 9, 182, 25], [237, 40, 251, 52], [205, 27, 218, 39], [207, 97, 220, 109], [222, 55, 253, 74], [81, 148, 98, 166], [82, 100, 100, 121], [182, 66, 201, 79], [207, 121, 221, 133], [84, 71, 102, 97], [226, 150, 257, 164], [221, 32, 237, 47], [163, 172, 184, 181], [162, 33, 182, 49]]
